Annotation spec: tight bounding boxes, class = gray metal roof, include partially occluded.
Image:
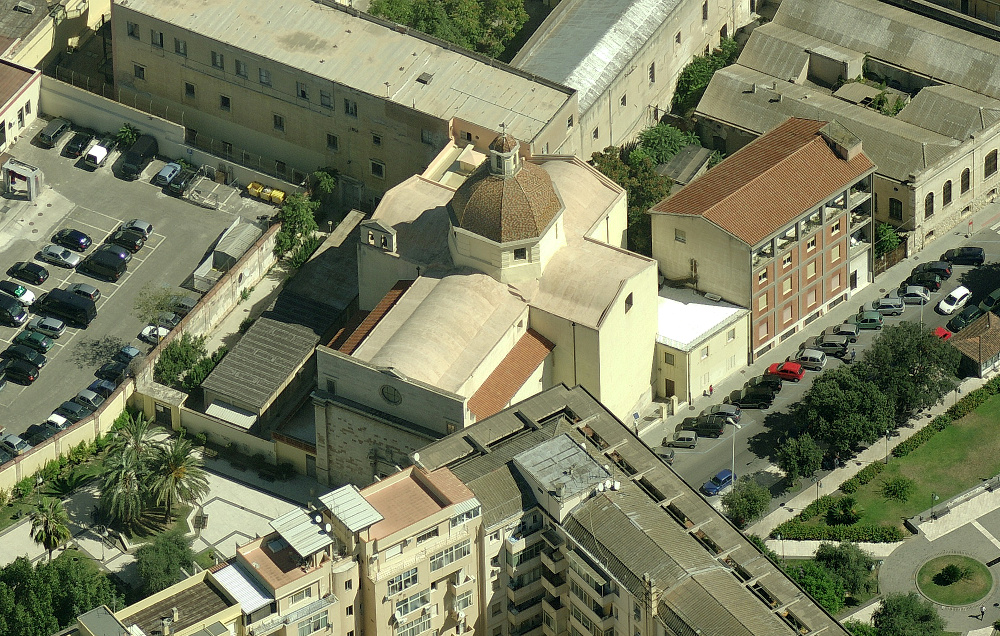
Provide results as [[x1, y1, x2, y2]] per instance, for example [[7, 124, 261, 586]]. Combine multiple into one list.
[[122, 0, 574, 144], [320, 484, 384, 533], [204, 400, 257, 431], [77, 606, 130, 636], [212, 563, 273, 614], [269, 508, 334, 558], [512, 0, 682, 112], [215, 223, 263, 263], [513, 433, 608, 499], [896, 84, 1000, 140]]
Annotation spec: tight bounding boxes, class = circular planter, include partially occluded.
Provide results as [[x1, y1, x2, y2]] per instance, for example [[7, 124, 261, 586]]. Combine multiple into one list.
[[916, 554, 992, 606]]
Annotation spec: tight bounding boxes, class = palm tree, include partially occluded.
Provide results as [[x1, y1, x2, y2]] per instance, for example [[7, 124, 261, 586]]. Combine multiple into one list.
[[101, 451, 146, 529], [30, 497, 71, 562], [111, 412, 158, 466], [148, 437, 209, 522]]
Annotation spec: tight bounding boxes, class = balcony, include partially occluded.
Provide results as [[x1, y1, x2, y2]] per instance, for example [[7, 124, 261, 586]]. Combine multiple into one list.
[[248, 594, 336, 636], [541, 570, 567, 597], [848, 189, 872, 211], [540, 548, 565, 574], [849, 233, 871, 254], [752, 245, 774, 268]]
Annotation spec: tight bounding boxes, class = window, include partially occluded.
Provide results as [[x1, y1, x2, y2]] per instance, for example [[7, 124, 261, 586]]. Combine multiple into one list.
[[221, 141, 233, 158], [663, 352, 675, 365], [345, 579, 352, 590], [782, 254, 792, 267], [174, 38, 186, 56], [372, 133, 382, 146], [396, 589, 430, 615], [700, 346, 709, 359], [184, 82, 195, 98], [133, 64, 145, 81], [273, 114, 285, 131], [513, 248, 527, 261], [416, 528, 438, 544], [675, 31, 681, 44], [211, 51, 224, 70], [387, 567, 418, 596], [831, 244, 841, 263], [620, 94, 627, 107], [807, 289, 817, 307], [758, 322, 768, 339], [235, 59, 248, 78], [674, 228, 686, 243], [297, 615, 328, 636], [924, 192, 934, 218], [807, 236, 817, 251], [782, 305, 793, 323], [567, 115, 574, 128], [782, 278, 792, 295], [492, 604, 502, 617], [259, 68, 271, 86], [727, 328, 736, 342], [344, 99, 358, 117], [346, 605, 354, 616], [625, 292, 634, 313], [291, 587, 313, 605], [370, 160, 385, 179], [592, 127, 599, 140], [431, 539, 471, 571], [398, 615, 432, 636], [830, 272, 841, 291], [319, 89, 332, 107], [830, 220, 841, 235], [943, 180, 952, 206], [703, 0, 709, 19], [634, 602, 641, 621], [758, 270, 767, 284], [456, 590, 473, 610], [648, 62, 655, 83], [758, 295, 767, 311], [962, 168, 971, 193], [987, 150, 998, 178], [220, 95, 231, 111], [297, 81, 309, 100], [127, 21, 139, 39], [327, 133, 339, 151], [889, 197, 903, 220], [421, 129, 433, 145], [806, 261, 816, 279], [380, 384, 400, 404], [23, 101, 29, 115], [150, 30, 163, 48], [460, 130, 472, 142]]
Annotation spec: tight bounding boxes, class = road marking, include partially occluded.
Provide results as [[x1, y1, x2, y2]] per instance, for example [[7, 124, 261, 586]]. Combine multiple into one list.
[[991, 220, 1000, 233], [972, 520, 1000, 551]]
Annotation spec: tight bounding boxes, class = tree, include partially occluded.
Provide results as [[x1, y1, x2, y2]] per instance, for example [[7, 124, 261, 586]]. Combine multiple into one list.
[[858, 323, 961, 423], [721, 476, 770, 528], [590, 146, 670, 256], [881, 476, 915, 503], [748, 534, 781, 563], [133, 284, 178, 331], [873, 222, 901, 259], [369, 0, 526, 58], [42, 551, 123, 626], [116, 123, 139, 148], [784, 560, 845, 614], [153, 332, 208, 388], [872, 592, 945, 636], [181, 345, 228, 392], [110, 411, 159, 465], [148, 436, 210, 522], [637, 123, 700, 165], [672, 38, 739, 113], [775, 433, 823, 483], [101, 451, 146, 529], [29, 498, 71, 562], [274, 193, 320, 258], [794, 365, 894, 456], [842, 619, 878, 636], [135, 530, 195, 598], [815, 542, 876, 596]]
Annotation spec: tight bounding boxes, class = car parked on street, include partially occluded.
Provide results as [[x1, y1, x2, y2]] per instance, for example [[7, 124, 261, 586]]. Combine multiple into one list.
[[169, 295, 197, 316], [793, 348, 828, 371], [38, 244, 82, 268], [0, 280, 34, 306], [680, 414, 728, 438], [140, 325, 170, 343], [938, 285, 972, 315], [767, 361, 805, 382], [934, 326, 953, 340], [890, 285, 931, 305], [726, 386, 776, 409], [27, 316, 65, 338], [947, 305, 985, 333], [67, 282, 101, 301], [0, 433, 31, 456], [851, 310, 884, 330], [52, 228, 93, 251], [701, 403, 741, 424], [13, 330, 52, 353], [747, 373, 782, 393], [1, 344, 46, 368], [907, 271, 943, 291], [942, 246, 986, 265], [74, 389, 105, 411], [701, 469, 735, 496], [665, 431, 698, 448], [37, 118, 71, 148], [653, 446, 675, 465], [53, 401, 92, 423], [96, 361, 128, 383], [8, 261, 48, 285], [114, 345, 142, 365], [801, 334, 850, 356], [0, 358, 37, 384], [107, 229, 145, 253], [980, 288, 1000, 314], [87, 379, 118, 398], [824, 323, 859, 342], [911, 261, 953, 279], [869, 297, 905, 316], [64, 131, 94, 158], [45, 413, 70, 431]]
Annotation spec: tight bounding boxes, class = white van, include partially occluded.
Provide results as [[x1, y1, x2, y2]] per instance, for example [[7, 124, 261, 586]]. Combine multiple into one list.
[[85, 136, 116, 168]]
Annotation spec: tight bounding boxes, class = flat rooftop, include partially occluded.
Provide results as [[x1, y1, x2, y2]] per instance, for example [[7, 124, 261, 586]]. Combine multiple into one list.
[[361, 466, 476, 540], [656, 287, 749, 351], [0, 59, 34, 110], [117, 577, 233, 635], [120, 0, 575, 144], [514, 433, 608, 500], [237, 534, 320, 590]]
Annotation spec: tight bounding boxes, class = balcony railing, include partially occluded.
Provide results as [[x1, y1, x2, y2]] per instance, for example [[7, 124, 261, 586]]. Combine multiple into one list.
[[249, 594, 337, 636], [849, 207, 872, 228], [848, 190, 872, 211]]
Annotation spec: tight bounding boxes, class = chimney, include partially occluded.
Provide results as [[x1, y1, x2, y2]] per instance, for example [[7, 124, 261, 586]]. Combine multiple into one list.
[[161, 618, 172, 636], [171, 607, 179, 623]]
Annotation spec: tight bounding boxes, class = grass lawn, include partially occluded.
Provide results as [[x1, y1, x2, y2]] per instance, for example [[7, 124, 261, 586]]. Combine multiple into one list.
[[917, 555, 992, 605], [194, 548, 216, 570]]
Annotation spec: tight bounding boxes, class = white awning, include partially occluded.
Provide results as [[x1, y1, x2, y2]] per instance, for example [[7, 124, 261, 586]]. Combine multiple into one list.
[[213, 563, 273, 614], [205, 400, 258, 431]]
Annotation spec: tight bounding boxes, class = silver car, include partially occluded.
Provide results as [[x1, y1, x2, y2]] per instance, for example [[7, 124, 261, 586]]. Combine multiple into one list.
[[701, 403, 741, 424], [121, 219, 153, 238], [890, 285, 931, 305], [38, 244, 82, 268], [27, 316, 66, 338]]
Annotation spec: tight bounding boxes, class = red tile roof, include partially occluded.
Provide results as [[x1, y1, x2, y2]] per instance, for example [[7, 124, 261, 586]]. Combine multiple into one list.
[[467, 329, 555, 421], [329, 280, 412, 354], [649, 118, 874, 246], [951, 312, 1000, 364]]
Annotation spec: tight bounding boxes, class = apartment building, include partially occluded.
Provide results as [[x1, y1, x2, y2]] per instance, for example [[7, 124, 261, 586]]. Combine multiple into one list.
[[695, 0, 1000, 253], [650, 118, 876, 360]]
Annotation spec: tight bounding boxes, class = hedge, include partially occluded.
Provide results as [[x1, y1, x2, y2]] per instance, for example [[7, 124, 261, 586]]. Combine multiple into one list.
[[769, 519, 905, 542], [892, 415, 951, 458], [798, 494, 838, 521], [840, 461, 885, 493]]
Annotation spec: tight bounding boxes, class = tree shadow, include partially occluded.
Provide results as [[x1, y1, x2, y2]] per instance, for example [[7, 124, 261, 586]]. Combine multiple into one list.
[[44, 472, 93, 498], [68, 335, 128, 369], [746, 410, 800, 463], [957, 262, 1000, 301]]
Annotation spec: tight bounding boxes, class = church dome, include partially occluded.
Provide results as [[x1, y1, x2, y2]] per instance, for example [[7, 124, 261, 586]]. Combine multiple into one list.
[[449, 134, 562, 243]]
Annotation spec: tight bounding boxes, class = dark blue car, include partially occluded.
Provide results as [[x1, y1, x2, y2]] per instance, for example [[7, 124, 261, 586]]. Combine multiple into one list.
[[701, 469, 735, 496]]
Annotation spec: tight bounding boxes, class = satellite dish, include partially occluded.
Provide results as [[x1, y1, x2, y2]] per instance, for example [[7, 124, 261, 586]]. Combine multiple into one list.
[[314, 514, 323, 524], [325, 523, 332, 533]]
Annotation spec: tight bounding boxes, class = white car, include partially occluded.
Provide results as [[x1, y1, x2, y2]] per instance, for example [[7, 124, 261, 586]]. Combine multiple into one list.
[[140, 325, 170, 343], [0, 280, 34, 306], [938, 285, 972, 315], [38, 244, 82, 268]]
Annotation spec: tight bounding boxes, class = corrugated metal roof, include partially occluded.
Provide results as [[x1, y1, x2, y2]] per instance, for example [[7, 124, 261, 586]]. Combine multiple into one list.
[[321, 484, 385, 533], [204, 400, 258, 431], [123, 0, 573, 144], [512, 0, 682, 111], [661, 571, 790, 636], [212, 563, 274, 614], [215, 223, 263, 262], [897, 84, 1000, 140], [269, 508, 334, 558]]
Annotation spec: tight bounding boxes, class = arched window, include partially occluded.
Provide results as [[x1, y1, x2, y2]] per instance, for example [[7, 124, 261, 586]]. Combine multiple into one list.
[[924, 192, 934, 218], [986, 150, 998, 178], [943, 180, 952, 206], [962, 168, 971, 193], [889, 197, 903, 220]]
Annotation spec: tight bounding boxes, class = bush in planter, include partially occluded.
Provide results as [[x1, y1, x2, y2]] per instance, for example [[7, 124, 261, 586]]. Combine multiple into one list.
[[14, 477, 33, 500], [770, 519, 905, 542], [798, 495, 838, 521], [276, 462, 296, 480], [195, 431, 208, 448], [841, 477, 860, 494]]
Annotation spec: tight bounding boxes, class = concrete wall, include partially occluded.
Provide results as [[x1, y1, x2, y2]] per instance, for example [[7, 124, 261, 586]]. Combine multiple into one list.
[[655, 313, 750, 403], [177, 407, 276, 462], [652, 214, 751, 305], [0, 67, 40, 155]]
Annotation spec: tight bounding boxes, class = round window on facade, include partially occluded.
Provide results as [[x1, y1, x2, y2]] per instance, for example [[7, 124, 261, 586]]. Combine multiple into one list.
[[381, 385, 402, 405]]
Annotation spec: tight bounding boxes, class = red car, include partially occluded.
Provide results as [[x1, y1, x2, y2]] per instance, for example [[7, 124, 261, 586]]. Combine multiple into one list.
[[934, 326, 953, 341], [767, 361, 805, 382]]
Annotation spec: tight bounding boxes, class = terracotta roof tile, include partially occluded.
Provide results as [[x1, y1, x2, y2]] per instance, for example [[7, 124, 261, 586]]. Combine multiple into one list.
[[450, 161, 562, 243], [951, 312, 1000, 363], [650, 117, 875, 246], [361, 467, 475, 540], [467, 329, 555, 421], [334, 280, 412, 355]]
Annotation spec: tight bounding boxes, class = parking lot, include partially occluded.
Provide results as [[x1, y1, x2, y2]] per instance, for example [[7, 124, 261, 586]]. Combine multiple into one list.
[[0, 118, 246, 434], [649, 211, 1000, 502]]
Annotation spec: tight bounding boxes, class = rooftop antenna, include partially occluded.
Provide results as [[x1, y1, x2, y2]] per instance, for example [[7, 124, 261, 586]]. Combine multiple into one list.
[[499, 122, 506, 135]]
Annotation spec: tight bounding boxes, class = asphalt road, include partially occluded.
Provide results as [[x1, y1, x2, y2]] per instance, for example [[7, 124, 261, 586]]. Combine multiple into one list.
[[645, 211, 1000, 503], [0, 119, 239, 435]]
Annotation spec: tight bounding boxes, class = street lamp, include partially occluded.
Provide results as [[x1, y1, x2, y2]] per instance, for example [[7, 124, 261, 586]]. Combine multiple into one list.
[[728, 421, 742, 485], [931, 492, 940, 519], [777, 534, 785, 562], [97, 525, 108, 561], [885, 429, 891, 465], [813, 476, 822, 501]]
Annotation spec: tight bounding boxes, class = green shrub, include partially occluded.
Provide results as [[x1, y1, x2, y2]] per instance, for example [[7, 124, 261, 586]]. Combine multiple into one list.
[[947, 386, 993, 419], [14, 477, 33, 499], [672, 38, 739, 113], [287, 234, 323, 269], [798, 494, 838, 521], [840, 477, 860, 494], [276, 462, 296, 480], [195, 431, 208, 447], [856, 461, 885, 484], [238, 316, 256, 333], [827, 496, 864, 525], [938, 563, 972, 584], [770, 519, 906, 542], [881, 476, 915, 503], [893, 415, 952, 457]]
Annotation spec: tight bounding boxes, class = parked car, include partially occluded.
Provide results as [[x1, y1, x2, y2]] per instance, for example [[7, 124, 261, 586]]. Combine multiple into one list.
[[824, 323, 859, 343], [74, 389, 105, 411], [140, 325, 170, 343], [942, 246, 986, 265], [96, 243, 133, 263], [153, 162, 182, 186], [701, 403, 741, 424], [114, 345, 142, 365], [726, 386, 776, 409], [767, 361, 805, 382], [890, 285, 931, 305], [96, 361, 128, 383], [37, 118, 71, 148], [67, 282, 101, 301], [157, 311, 181, 327], [168, 168, 196, 196], [851, 310, 884, 330], [120, 219, 154, 239], [680, 414, 727, 438], [747, 373, 782, 393], [107, 229, 145, 253], [980, 288, 1000, 314], [38, 244, 82, 268], [0, 433, 31, 456], [8, 261, 49, 285], [1, 344, 46, 368], [27, 316, 65, 339], [52, 228, 93, 251], [24, 424, 59, 446], [84, 135, 116, 168], [934, 326, 953, 341], [0, 358, 37, 384], [64, 131, 94, 158], [652, 446, 675, 465], [701, 469, 735, 496], [793, 348, 828, 371], [0, 296, 26, 326], [169, 295, 197, 316], [906, 271, 942, 291], [947, 305, 985, 333], [801, 334, 849, 356], [87, 379, 118, 398], [53, 401, 93, 423], [45, 413, 70, 431], [665, 431, 698, 448], [911, 261, 953, 279], [13, 330, 52, 353], [0, 280, 34, 306], [937, 285, 972, 315]]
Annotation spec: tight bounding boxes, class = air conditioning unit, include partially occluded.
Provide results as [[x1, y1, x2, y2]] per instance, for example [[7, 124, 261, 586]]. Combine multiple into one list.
[[14, 1, 35, 14], [704, 292, 722, 302]]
